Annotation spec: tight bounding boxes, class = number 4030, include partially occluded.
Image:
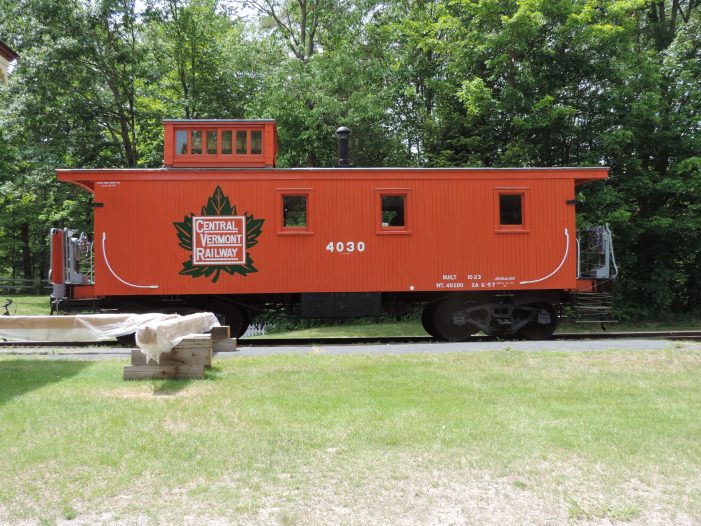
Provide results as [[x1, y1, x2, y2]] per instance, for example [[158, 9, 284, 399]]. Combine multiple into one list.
[[326, 241, 366, 253]]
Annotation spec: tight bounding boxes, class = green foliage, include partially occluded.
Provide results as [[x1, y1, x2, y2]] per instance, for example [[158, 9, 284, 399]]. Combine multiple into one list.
[[0, 0, 699, 316], [142, 0, 260, 121]]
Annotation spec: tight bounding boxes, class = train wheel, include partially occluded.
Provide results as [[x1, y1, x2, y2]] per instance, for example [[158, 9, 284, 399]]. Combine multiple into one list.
[[432, 299, 479, 342], [421, 303, 440, 338], [516, 303, 558, 340], [209, 302, 249, 338]]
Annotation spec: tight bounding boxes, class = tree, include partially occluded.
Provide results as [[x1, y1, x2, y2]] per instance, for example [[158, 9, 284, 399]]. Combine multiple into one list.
[[243, 0, 333, 63], [246, 0, 407, 167], [0, 0, 145, 167], [143, 0, 260, 121], [409, 0, 701, 315], [0, 0, 698, 317], [0, 0, 144, 281], [364, 0, 444, 166]]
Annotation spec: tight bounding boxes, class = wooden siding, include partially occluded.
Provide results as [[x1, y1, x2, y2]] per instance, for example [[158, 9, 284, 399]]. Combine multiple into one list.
[[59, 167, 606, 297]]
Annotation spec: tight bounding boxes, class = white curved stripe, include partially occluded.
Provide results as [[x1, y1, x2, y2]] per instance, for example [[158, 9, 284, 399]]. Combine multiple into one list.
[[519, 228, 569, 285], [102, 232, 159, 289]]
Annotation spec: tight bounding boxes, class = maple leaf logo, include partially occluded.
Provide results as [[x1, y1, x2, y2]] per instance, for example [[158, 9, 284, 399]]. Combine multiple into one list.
[[173, 186, 264, 283]]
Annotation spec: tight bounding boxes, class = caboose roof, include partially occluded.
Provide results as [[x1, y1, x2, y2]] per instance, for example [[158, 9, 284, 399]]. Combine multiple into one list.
[[0, 40, 18, 61], [57, 166, 608, 193], [162, 119, 277, 123]]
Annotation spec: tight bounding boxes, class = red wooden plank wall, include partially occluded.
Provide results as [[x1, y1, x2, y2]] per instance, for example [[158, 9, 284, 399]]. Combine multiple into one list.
[[80, 168, 585, 297]]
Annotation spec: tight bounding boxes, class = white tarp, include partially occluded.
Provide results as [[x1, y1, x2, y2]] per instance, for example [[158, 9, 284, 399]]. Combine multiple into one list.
[[0, 312, 220, 363], [135, 313, 219, 363]]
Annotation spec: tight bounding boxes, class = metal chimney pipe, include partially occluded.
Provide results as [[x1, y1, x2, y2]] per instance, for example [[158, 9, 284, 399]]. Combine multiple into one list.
[[336, 126, 351, 167]]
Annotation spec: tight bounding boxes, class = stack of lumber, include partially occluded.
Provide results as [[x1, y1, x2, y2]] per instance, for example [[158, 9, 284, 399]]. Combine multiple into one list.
[[0, 313, 175, 342], [124, 326, 234, 380]]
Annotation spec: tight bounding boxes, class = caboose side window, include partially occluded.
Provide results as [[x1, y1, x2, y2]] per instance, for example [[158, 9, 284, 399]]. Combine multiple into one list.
[[176, 130, 188, 155], [381, 195, 405, 227], [251, 130, 262, 155], [499, 194, 523, 225], [221, 131, 233, 154], [283, 195, 307, 227], [236, 131, 247, 154], [206, 131, 217, 154], [191, 130, 202, 154], [277, 189, 313, 235], [376, 189, 412, 234]]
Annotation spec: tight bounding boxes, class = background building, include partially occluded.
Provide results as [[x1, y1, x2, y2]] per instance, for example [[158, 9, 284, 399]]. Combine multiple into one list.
[[0, 39, 19, 84]]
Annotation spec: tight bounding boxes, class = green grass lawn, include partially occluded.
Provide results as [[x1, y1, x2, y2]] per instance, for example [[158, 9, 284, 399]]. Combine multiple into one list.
[[1, 347, 700, 525], [1, 295, 50, 316], [254, 319, 427, 338]]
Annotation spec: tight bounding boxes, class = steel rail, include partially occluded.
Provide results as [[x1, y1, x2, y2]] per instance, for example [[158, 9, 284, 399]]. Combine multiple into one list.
[[238, 331, 701, 346]]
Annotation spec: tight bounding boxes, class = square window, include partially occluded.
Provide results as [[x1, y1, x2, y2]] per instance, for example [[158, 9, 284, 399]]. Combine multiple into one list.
[[175, 130, 188, 155], [206, 131, 217, 154], [221, 131, 232, 154], [381, 195, 405, 227], [277, 189, 313, 235], [191, 130, 202, 154], [499, 194, 523, 225], [283, 195, 307, 227], [251, 130, 262, 154], [236, 131, 247, 154]]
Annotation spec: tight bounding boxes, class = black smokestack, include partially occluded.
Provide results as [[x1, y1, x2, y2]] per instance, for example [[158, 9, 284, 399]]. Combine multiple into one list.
[[336, 126, 351, 167]]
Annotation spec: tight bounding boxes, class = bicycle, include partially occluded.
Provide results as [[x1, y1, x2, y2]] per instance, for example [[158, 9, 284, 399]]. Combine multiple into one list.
[[2, 298, 15, 316]]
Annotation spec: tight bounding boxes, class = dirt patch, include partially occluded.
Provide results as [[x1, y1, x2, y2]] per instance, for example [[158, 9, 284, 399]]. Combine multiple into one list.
[[30, 451, 699, 526], [105, 382, 217, 400]]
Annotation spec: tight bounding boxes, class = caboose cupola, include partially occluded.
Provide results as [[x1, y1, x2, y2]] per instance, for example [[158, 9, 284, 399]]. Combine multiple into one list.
[[163, 119, 278, 168]]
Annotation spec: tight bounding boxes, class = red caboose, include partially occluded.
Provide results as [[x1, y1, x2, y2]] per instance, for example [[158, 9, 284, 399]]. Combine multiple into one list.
[[50, 119, 617, 340]]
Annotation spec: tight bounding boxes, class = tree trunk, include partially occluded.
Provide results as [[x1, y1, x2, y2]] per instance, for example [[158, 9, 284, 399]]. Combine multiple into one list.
[[20, 222, 32, 280]]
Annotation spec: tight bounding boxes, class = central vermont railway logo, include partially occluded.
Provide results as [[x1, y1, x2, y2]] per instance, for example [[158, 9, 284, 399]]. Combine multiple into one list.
[[192, 216, 246, 265], [174, 186, 264, 283]]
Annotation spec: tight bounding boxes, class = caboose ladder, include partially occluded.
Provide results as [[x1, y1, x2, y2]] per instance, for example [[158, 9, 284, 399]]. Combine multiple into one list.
[[573, 291, 617, 324]]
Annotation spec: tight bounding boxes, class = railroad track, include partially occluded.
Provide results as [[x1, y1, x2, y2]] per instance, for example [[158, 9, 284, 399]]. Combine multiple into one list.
[[1, 330, 699, 349], [238, 330, 701, 346]]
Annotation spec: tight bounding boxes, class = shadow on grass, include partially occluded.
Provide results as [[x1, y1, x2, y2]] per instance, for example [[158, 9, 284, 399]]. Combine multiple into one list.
[[204, 364, 223, 380], [152, 379, 192, 396], [150, 365, 222, 395], [0, 359, 91, 406]]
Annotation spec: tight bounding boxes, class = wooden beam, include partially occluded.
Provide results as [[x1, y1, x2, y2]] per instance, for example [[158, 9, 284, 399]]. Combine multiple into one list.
[[131, 346, 211, 366], [0, 314, 138, 330]]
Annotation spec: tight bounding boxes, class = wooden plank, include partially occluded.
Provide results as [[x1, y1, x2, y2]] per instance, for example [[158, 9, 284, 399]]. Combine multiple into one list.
[[131, 349, 147, 365], [123, 364, 205, 380], [0, 314, 137, 330], [173, 341, 211, 349], [174, 334, 212, 348], [164, 347, 210, 366], [213, 338, 237, 353], [136, 314, 217, 346], [131, 347, 211, 366], [210, 326, 230, 340]]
